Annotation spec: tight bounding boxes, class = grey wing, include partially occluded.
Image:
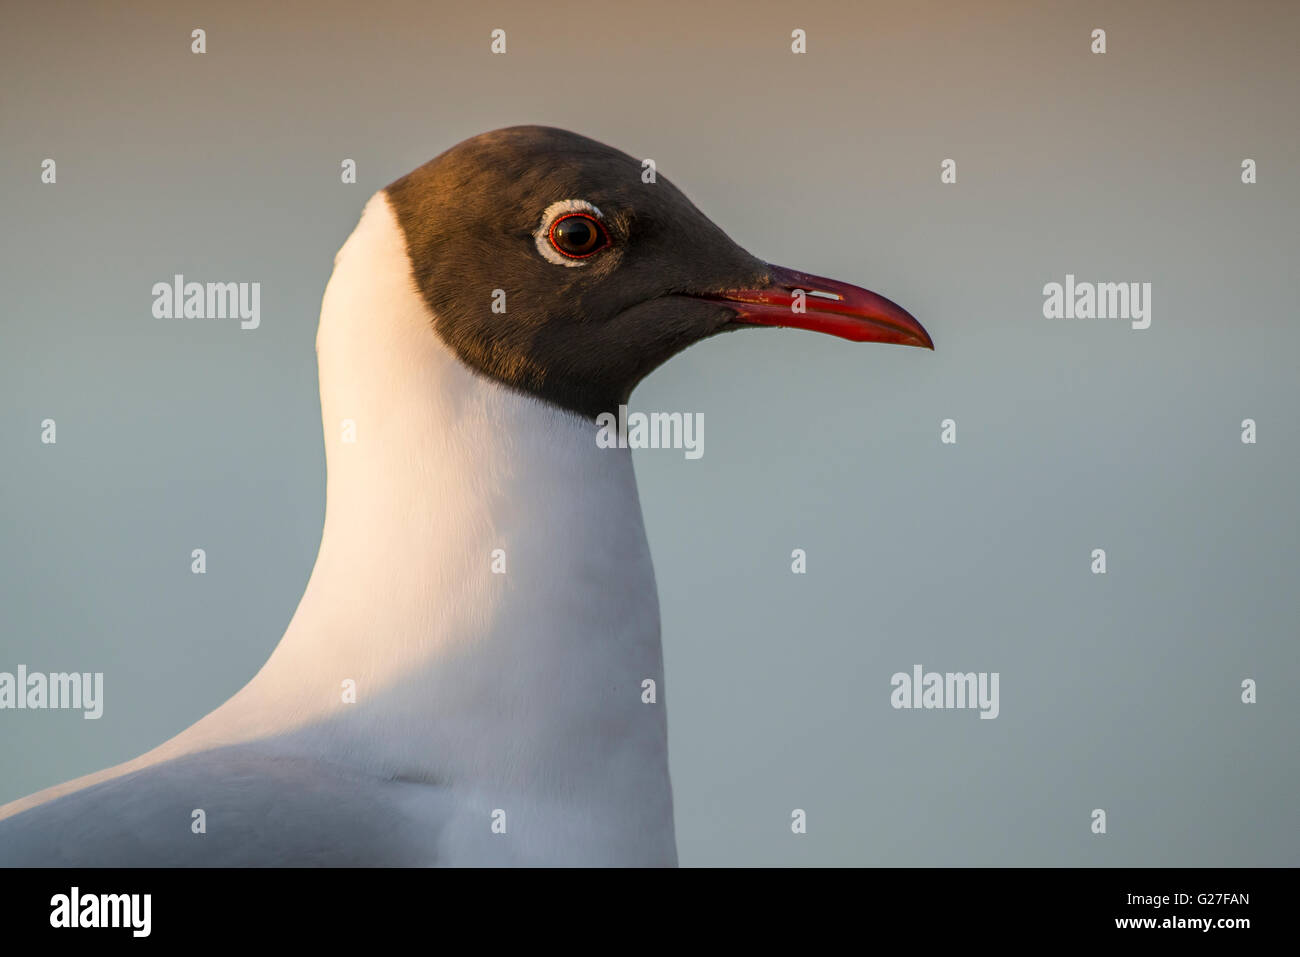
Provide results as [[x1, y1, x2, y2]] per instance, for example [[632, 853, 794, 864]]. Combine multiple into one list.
[[0, 747, 443, 867]]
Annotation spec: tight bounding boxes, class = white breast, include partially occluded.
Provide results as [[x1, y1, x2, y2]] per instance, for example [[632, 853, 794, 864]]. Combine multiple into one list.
[[0, 193, 677, 866]]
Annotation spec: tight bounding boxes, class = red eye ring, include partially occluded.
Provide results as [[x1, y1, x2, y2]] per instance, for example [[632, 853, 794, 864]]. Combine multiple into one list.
[[548, 213, 610, 259]]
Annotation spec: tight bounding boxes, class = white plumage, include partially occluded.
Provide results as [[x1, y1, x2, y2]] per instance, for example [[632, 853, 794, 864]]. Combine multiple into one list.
[[0, 193, 677, 866]]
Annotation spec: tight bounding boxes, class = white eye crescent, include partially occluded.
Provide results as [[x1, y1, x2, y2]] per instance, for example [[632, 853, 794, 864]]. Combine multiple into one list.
[[534, 199, 608, 266]]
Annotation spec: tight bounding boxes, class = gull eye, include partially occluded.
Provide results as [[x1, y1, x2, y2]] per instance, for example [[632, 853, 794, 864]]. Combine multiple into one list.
[[533, 199, 610, 267], [549, 213, 609, 259]]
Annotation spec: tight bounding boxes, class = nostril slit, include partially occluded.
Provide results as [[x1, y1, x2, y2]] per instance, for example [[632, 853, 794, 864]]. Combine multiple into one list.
[[808, 289, 842, 301]]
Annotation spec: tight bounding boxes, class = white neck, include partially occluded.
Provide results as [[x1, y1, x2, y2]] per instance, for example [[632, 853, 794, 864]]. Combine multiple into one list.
[[199, 194, 674, 859]]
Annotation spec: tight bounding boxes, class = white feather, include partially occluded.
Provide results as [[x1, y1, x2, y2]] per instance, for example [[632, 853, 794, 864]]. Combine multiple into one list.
[[0, 193, 676, 866]]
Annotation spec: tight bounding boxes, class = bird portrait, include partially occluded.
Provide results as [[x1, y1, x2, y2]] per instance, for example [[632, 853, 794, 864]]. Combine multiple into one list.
[[0, 127, 930, 866]]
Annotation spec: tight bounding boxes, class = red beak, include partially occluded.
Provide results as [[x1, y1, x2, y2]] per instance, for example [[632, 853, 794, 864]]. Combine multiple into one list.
[[698, 264, 933, 349]]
